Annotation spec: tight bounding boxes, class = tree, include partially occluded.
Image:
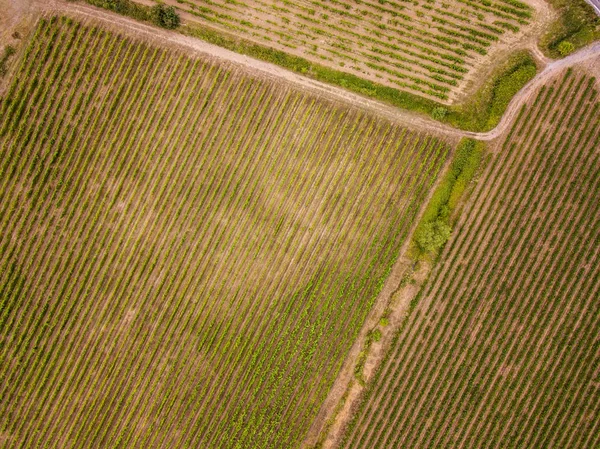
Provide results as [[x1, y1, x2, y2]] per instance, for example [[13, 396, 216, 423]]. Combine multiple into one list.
[[152, 4, 181, 29], [415, 220, 451, 253]]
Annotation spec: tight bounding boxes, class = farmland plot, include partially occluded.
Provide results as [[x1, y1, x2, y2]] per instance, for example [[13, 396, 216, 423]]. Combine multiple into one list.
[[151, 0, 533, 102], [339, 67, 600, 449], [0, 16, 449, 449]]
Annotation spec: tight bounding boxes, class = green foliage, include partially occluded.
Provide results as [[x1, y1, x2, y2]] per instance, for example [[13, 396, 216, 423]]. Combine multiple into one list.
[[447, 51, 537, 131], [557, 40, 575, 56], [0, 45, 16, 77], [413, 139, 484, 258], [371, 328, 382, 342], [540, 0, 600, 57], [152, 4, 181, 29], [432, 106, 448, 121], [486, 61, 536, 128], [415, 220, 451, 253], [83, 0, 180, 29]]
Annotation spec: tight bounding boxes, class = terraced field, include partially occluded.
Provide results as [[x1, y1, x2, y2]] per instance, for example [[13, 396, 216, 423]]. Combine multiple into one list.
[[338, 68, 600, 448], [0, 16, 451, 449], [153, 0, 533, 102]]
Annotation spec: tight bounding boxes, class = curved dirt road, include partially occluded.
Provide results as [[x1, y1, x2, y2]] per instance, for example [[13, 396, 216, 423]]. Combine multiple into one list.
[[23, 0, 600, 143]]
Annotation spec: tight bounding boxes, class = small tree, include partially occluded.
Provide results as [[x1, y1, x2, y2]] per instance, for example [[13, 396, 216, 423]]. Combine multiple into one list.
[[152, 4, 181, 29], [557, 41, 575, 57], [415, 220, 451, 253]]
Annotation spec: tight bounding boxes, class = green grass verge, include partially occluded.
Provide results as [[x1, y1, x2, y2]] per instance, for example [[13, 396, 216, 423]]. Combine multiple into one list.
[[184, 23, 537, 132], [446, 51, 538, 131], [540, 0, 600, 58], [412, 138, 485, 260], [80, 0, 537, 132], [182, 23, 440, 115]]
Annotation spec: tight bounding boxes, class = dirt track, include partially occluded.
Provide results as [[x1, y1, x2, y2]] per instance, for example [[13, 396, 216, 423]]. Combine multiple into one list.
[[6, 0, 598, 144]]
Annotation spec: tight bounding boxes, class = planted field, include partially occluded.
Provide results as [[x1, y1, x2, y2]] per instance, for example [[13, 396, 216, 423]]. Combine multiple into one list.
[[0, 16, 450, 449], [339, 68, 600, 448], [154, 0, 532, 102]]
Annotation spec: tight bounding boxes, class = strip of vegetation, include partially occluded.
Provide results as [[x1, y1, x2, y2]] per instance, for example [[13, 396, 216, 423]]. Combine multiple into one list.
[[183, 23, 445, 114], [540, 0, 600, 57], [0, 46, 16, 78], [412, 138, 485, 260], [80, 0, 181, 29], [77, 1, 535, 132], [445, 51, 537, 131]]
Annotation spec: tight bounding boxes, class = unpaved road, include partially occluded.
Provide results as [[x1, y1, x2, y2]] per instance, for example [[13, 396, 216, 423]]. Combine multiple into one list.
[[8, 0, 600, 143]]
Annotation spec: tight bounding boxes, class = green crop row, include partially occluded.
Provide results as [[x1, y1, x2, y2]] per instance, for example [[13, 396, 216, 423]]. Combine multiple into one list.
[[0, 17, 448, 449]]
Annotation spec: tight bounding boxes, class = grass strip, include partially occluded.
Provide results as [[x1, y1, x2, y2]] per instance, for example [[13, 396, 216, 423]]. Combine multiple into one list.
[[412, 138, 485, 260]]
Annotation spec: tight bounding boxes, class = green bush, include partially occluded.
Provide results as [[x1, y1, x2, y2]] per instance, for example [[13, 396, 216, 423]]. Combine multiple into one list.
[[152, 4, 181, 29], [432, 106, 448, 121], [0, 45, 16, 77], [371, 328, 382, 342], [415, 220, 451, 253], [447, 51, 537, 131], [84, 0, 180, 29], [486, 61, 536, 128], [413, 139, 484, 259], [557, 40, 575, 56]]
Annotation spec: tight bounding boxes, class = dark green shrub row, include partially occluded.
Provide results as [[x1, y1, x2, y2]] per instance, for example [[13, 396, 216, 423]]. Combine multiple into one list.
[[81, 0, 180, 29], [446, 50, 537, 131]]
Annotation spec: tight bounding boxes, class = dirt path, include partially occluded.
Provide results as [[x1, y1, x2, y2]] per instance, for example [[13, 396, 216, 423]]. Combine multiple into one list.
[[14, 0, 600, 144]]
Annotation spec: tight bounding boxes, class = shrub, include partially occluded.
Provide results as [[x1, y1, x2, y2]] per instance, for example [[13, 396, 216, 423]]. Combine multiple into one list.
[[371, 328, 382, 342], [557, 40, 575, 56], [415, 220, 451, 253], [413, 139, 484, 258], [432, 106, 448, 120], [152, 4, 181, 29], [0, 45, 16, 77]]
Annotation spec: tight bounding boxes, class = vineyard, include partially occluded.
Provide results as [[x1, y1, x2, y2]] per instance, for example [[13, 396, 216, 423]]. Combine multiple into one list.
[[146, 0, 533, 102], [0, 16, 451, 449], [338, 67, 600, 448]]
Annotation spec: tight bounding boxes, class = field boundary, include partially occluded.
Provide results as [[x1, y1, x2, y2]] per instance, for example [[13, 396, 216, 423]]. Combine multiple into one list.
[[6, 0, 599, 142]]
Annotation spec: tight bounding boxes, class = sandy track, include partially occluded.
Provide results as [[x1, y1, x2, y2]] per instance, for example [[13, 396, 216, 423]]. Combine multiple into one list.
[[11, 0, 599, 144]]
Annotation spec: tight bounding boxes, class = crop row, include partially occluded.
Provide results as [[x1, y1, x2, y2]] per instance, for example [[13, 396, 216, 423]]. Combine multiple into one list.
[[167, 0, 530, 100], [0, 17, 449, 449], [338, 68, 600, 449]]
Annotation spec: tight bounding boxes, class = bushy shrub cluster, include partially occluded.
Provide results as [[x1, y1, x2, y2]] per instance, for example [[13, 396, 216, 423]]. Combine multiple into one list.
[[414, 139, 484, 257], [84, 0, 181, 29]]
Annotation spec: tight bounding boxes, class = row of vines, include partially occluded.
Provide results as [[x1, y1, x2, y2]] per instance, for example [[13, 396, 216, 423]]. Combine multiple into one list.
[[338, 68, 600, 448], [157, 0, 532, 101], [0, 17, 449, 449]]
